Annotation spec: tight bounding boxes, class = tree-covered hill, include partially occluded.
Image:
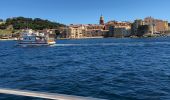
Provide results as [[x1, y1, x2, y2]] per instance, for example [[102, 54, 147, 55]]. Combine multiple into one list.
[[0, 17, 65, 30]]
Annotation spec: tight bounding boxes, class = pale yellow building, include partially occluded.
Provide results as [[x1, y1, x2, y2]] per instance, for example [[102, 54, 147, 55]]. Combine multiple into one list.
[[66, 25, 86, 39], [66, 24, 108, 39]]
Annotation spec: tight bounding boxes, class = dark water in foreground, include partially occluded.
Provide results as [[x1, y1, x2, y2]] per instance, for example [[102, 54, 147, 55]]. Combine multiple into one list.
[[0, 37, 170, 100]]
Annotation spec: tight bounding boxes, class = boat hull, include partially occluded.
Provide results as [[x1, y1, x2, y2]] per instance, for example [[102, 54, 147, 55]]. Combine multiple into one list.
[[17, 42, 56, 47]]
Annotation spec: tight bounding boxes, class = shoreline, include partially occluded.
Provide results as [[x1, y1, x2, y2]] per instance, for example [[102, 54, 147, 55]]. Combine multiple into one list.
[[58, 36, 104, 40], [0, 35, 170, 41], [58, 35, 170, 40], [0, 38, 17, 41]]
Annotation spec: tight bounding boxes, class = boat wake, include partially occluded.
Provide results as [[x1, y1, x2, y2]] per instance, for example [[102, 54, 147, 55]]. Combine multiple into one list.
[[0, 88, 105, 100], [53, 42, 170, 47]]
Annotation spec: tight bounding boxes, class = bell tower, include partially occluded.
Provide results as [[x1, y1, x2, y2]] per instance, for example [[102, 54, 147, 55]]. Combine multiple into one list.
[[99, 15, 105, 25]]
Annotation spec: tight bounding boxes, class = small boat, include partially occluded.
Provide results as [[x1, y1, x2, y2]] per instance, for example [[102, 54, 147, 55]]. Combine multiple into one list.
[[18, 30, 56, 47]]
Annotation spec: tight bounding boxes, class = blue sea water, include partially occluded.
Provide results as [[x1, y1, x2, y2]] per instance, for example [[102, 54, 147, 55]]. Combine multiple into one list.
[[0, 37, 170, 100]]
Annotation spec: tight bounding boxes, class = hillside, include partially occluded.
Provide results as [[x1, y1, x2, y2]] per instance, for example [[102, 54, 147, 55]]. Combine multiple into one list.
[[0, 17, 65, 30]]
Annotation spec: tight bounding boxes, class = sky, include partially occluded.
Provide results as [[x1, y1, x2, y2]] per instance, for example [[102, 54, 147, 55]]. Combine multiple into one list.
[[0, 0, 170, 25]]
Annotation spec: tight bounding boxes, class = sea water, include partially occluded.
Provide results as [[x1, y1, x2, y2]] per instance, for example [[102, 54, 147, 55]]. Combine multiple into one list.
[[0, 37, 170, 100]]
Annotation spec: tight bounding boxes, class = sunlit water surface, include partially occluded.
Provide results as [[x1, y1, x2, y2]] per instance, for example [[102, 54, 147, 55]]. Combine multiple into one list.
[[0, 37, 170, 100]]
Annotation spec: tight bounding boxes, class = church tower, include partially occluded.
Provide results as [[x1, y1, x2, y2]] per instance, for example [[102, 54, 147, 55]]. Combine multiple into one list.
[[99, 15, 105, 25]]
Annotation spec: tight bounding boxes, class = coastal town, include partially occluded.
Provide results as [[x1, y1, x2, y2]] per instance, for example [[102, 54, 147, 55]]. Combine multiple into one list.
[[0, 16, 169, 40], [65, 16, 169, 39]]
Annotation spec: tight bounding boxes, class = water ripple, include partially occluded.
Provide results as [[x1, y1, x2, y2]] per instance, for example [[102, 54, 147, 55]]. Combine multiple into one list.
[[1, 38, 170, 100]]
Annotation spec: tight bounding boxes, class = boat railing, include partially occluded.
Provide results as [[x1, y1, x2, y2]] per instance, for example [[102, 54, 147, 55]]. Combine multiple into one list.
[[0, 88, 106, 100]]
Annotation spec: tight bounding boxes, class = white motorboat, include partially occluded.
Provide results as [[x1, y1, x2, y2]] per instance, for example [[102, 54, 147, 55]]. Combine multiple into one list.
[[18, 30, 56, 47]]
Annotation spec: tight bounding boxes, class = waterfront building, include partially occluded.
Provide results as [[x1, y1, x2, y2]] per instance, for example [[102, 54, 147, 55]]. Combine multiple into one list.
[[137, 25, 154, 36], [114, 26, 131, 38], [144, 17, 168, 33], [85, 29, 103, 37], [106, 21, 131, 37], [131, 19, 145, 35], [85, 24, 108, 37], [85, 29, 108, 37], [66, 24, 108, 39], [66, 16, 108, 39], [105, 21, 131, 30], [66, 24, 86, 39], [131, 17, 168, 36]]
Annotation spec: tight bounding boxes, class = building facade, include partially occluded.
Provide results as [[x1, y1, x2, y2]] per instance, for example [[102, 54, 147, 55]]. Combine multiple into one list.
[[114, 27, 131, 38], [66, 16, 108, 39], [144, 17, 168, 33], [131, 19, 145, 35], [66, 24, 108, 39], [137, 25, 154, 36], [106, 21, 131, 37], [131, 17, 168, 36], [66, 25, 86, 39]]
